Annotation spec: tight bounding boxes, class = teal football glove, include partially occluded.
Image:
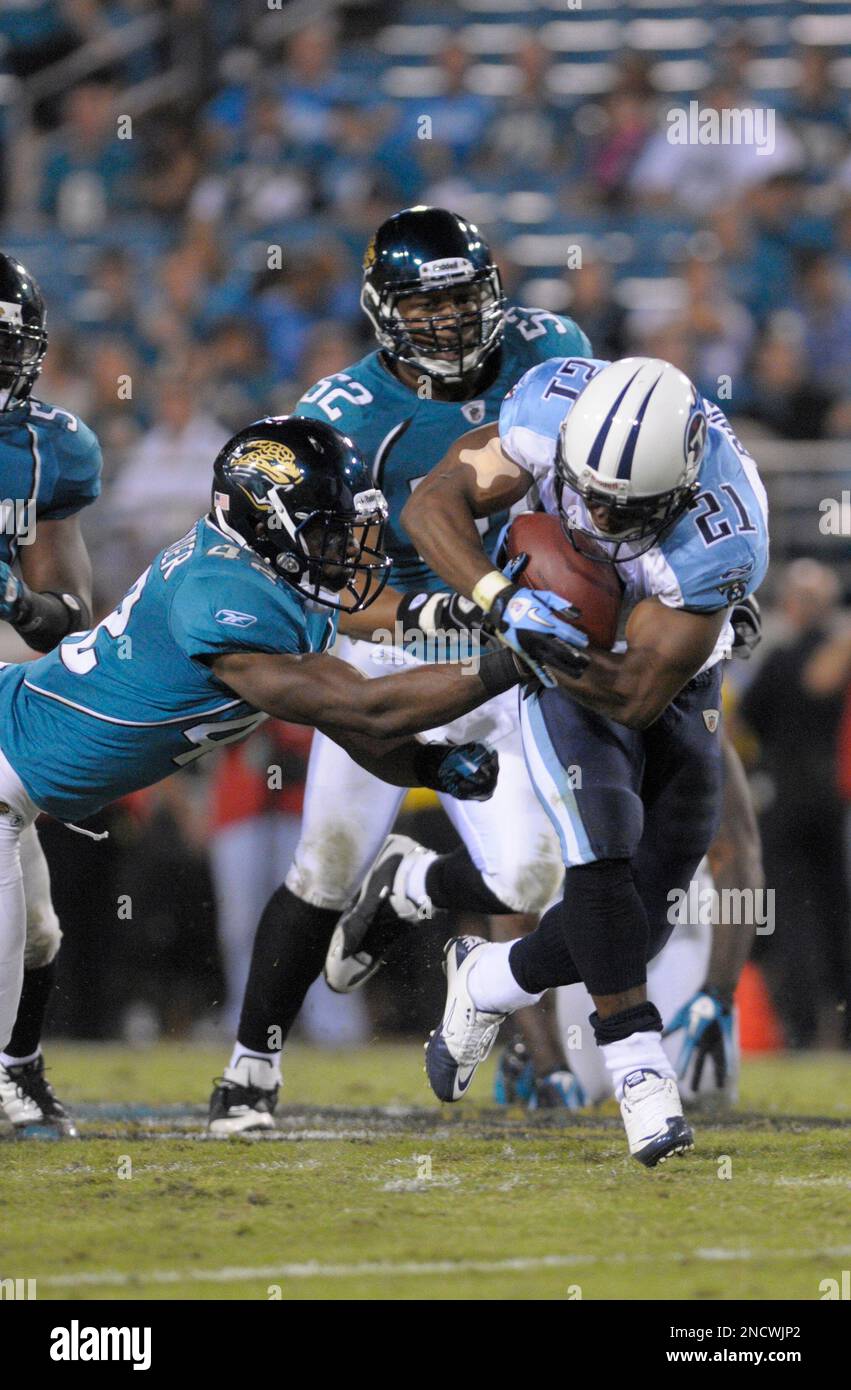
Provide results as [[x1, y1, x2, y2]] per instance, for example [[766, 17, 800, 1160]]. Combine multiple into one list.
[[664, 988, 735, 1092]]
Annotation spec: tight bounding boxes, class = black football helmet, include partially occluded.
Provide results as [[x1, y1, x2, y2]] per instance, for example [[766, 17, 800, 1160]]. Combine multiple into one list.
[[0, 253, 48, 410], [211, 416, 391, 613], [361, 206, 506, 384]]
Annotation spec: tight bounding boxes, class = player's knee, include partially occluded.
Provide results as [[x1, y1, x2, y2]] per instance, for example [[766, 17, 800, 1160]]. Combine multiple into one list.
[[285, 828, 364, 911], [483, 839, 565, 915], [24, 906, 62, 969], [579, 786, 644, 862]]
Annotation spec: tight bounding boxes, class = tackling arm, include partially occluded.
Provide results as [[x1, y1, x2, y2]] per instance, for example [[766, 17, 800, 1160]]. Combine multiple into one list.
[[210, 644, 518, 775]]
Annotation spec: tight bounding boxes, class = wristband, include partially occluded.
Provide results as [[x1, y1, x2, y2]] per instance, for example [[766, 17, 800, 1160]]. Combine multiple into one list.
[[397, 591, 445, 638], [412, 740, 451, 791], [12, 589, 89, 652], [472, 569, 512, 614], [477, 647, 522, 698]]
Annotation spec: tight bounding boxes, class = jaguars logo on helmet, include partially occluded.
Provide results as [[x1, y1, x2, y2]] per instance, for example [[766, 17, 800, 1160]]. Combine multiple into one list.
[[239, 439, 304, 496], [211, 416, 391, 613]]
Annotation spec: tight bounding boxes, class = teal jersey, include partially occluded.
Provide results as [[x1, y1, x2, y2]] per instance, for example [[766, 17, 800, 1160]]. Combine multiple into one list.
[[0, 397, 102, 564], [0, 518, 337, 820], [297, 306, 592, 591]]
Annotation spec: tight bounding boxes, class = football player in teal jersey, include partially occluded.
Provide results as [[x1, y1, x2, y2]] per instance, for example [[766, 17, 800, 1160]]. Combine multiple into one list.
[[0, 253, 102, 1136], [208, 207, 595, 1133], [0, 415, 577, 1085]]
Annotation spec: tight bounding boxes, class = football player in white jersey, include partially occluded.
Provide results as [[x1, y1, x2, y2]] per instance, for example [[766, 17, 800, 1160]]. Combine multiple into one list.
[[354, 354, 768, 1165]]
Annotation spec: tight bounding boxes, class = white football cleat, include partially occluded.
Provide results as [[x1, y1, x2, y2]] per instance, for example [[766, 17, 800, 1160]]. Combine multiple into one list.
[[619, 1068, 694, 1167], [207, 1056, 279, 1135], [425, 936, 506, 1102]]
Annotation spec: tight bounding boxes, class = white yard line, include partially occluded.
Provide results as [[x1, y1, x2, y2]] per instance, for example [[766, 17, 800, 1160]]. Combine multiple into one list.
[[38, 1246, 851, 1289]]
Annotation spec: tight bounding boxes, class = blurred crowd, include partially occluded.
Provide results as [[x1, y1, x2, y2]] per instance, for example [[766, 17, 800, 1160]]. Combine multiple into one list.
[[0, 2, 849, 1050], [0, 6, 849, 594]]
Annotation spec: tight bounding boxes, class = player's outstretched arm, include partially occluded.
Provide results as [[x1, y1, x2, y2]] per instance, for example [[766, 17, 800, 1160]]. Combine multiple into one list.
[[210, 645, 519, 743], [400, 422, 534, 602], [551, 597, 729, 729]]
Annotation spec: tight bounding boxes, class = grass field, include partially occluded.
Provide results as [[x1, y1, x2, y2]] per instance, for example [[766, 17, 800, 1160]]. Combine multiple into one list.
[[1, 1043, 850, 1301]]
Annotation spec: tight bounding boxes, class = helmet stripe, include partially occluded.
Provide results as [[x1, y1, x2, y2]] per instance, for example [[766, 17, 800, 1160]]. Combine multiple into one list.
[[585, 366, 643, 476], [615, 372, 664, 480]]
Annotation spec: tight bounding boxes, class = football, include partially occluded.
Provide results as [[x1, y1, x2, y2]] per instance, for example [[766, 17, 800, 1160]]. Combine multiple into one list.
[[504, 511, 622, 649]]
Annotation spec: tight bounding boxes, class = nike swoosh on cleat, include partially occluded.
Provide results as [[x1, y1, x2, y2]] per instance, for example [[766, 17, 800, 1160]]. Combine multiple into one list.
[[454, 1068, 476, 1094]]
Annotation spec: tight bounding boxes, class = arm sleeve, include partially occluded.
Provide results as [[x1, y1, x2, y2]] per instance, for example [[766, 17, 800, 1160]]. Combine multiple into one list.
[[41, 419, 103, 519]]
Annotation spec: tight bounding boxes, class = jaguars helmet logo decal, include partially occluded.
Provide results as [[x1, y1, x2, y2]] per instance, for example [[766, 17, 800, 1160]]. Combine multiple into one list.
[[241, 439, 303, 488], [362, 235, 377, 271]]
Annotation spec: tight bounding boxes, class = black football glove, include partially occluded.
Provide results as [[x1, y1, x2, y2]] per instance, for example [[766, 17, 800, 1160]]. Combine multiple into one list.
[[414, 740, 499, 801], [397, 589, 484, 643]]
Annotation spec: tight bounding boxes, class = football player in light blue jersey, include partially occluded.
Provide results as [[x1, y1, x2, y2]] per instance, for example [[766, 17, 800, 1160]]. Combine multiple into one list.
[[0, 253, 102, 1137], [388, 354, 768, 1166], [0, 415, 538, 1090], [208, 207, 594, 1133]]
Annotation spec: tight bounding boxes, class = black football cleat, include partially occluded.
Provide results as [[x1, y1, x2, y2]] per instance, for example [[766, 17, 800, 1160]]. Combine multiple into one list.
[[0, 1055, 78, 1138], [208, 1057, 279, 1135]]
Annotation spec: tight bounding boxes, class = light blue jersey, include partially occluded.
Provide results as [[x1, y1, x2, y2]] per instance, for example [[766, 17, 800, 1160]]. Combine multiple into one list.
[[0, 518, 337, 820], [499, 356, 769, 665], [297, 306, 592, 591], [0, 397, 102, 562]]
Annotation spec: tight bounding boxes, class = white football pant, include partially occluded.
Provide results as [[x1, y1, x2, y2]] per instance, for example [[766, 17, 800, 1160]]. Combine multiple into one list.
[[285, 636, 565, 915]]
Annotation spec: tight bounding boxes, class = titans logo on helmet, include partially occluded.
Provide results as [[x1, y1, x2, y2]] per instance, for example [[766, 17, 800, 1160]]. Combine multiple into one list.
[[685, 409, 708, 468]]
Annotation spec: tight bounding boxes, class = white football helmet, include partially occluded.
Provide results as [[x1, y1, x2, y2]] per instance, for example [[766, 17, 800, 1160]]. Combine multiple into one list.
[[555, 357, 707, 561]]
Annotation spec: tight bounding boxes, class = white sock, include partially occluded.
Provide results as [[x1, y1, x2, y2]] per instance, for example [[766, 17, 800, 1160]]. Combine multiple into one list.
[[0, 1047, 40, 1068], [600, 1030, 676, 1102], [229, 1044, 281, 1084], [398, 847, 437, 907], [468, 941, 543, 1013]]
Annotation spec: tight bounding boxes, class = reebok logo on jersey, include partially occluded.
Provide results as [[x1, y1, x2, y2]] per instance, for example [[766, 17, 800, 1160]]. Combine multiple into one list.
[[214, 609, 257, 628]]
